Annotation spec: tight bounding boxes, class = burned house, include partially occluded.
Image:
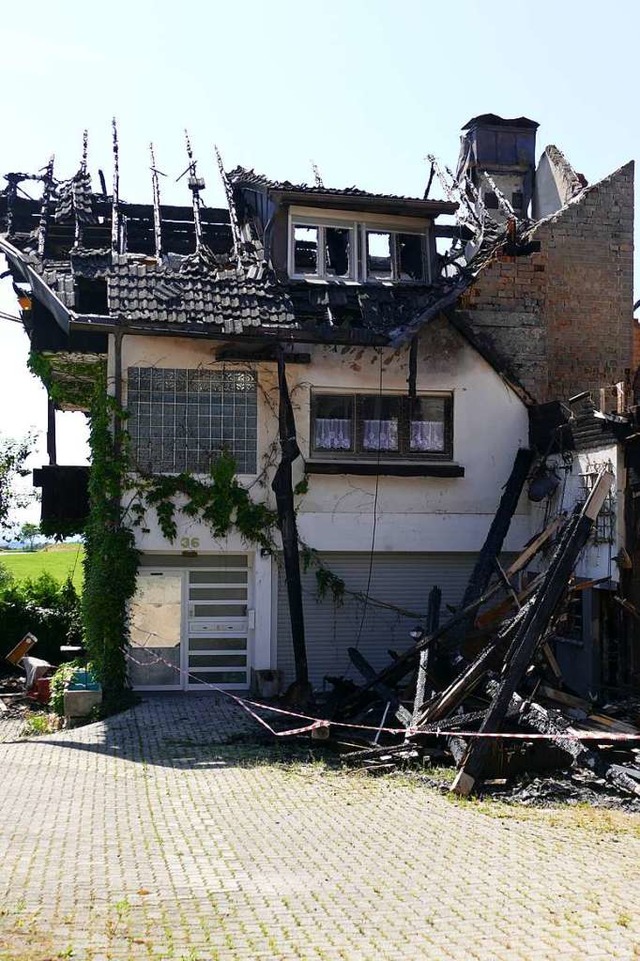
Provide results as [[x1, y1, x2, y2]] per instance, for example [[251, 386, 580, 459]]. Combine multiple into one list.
[[0, 114, 635, 698]]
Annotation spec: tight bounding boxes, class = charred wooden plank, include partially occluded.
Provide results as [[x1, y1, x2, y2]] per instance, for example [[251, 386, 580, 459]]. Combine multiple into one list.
[[444, 448, 534, 655], [272, 350, 309, 688], [451, 469, 614, 796], [337, 515, 569, 716], [348, 648, 411, 726], [411, 586, 441, 724]]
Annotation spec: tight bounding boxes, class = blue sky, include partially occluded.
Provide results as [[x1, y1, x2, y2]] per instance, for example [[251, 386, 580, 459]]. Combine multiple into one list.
[[1, 0, 637, 521]]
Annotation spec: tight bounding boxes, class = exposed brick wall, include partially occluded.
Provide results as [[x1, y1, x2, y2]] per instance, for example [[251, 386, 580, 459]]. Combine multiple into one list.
[[632, 319, 640, 373], [455, 162, 634, 403]]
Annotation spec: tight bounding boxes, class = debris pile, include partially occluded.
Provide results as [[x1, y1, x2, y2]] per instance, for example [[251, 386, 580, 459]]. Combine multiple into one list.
[[310, 464, 640, 802]]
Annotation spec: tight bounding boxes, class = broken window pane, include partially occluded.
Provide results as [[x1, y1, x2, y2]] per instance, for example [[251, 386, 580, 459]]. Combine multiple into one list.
[[397, 233, 424, 281], [361, 396, 400, 451], [410, 397, 446, 452], [313, 395, 354, 451], [366, 231, 392, 279], [293, 225, 318, 274], [325, 227, 351, 277]]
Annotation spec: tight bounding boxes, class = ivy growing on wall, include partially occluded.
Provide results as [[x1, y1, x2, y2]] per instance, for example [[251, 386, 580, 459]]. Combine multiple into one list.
[[30, 351, 347, 695], [28, 350, 102, 410], [82, 369, 139, 697], [132, 454, 278, 553]]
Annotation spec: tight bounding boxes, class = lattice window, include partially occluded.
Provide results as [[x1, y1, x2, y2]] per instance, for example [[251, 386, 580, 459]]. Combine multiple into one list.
[[579, 469, 616, 544], [127, 367, 257, 474]]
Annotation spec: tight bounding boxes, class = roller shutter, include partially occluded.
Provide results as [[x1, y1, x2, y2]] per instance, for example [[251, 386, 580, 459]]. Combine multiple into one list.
[[276, 552, 492, 689]]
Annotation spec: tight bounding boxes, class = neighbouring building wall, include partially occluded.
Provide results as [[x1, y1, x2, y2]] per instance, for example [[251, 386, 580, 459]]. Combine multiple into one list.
[[457, 163, 635, 403], [532, 145, 586, 220], [528, 442, 624, 699], [530, 443, 624, 585]]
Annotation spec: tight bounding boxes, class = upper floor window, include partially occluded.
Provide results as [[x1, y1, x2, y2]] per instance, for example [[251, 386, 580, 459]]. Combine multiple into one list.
[[310, 392, 453, 460], [289, 214, 428, 283], [292, 223, 355, 279], [365, 230, 425, 281], [127, 367, 257, 475]]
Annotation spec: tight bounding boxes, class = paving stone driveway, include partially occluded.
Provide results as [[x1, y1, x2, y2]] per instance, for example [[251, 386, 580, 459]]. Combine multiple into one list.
[[2, 694, 640, 961]]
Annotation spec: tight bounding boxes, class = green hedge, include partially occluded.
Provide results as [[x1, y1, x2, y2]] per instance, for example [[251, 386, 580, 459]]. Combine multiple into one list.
[[0, 567, 83, 667]]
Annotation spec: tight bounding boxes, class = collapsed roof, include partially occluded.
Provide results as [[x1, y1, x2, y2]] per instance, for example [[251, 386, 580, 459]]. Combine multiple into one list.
[[0, 115, 629, 406]]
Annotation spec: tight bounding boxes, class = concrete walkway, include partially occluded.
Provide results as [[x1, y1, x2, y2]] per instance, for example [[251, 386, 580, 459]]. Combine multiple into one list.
[[1, 694, 640, 960]]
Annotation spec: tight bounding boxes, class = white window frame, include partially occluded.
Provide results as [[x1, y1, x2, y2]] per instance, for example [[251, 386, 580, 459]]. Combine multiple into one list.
[[288, 215, 358, 281], [361, 225, 428, 284], [287, 207, 430, 284]]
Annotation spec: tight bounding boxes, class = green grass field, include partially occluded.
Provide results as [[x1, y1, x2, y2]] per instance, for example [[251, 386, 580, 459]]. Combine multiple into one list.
[[0, 543, 85, 590]]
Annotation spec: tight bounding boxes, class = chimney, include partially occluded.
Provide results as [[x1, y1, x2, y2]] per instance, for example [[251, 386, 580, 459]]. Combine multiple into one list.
[[456, 113, 539, 219]]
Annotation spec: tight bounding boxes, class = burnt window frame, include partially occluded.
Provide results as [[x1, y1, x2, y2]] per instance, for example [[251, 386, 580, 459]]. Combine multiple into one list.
[[309, 391, 454, 462], [362, 227, 427, 283], [289, 217, 358, 281], [287, 210, 430, 284]]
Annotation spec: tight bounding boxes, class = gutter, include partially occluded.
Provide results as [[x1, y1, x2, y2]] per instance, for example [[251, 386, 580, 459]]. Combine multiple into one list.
[[0, 237, 72, 335]]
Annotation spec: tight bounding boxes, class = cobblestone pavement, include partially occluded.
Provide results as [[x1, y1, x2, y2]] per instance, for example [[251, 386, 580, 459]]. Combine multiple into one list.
[[2, 694, 640, 961]]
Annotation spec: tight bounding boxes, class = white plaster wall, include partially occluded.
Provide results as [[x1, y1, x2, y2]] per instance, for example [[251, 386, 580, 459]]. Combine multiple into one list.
[[479, 172, 526, 216], [117, 317, 531, 557], [530, 444, 623, 583]]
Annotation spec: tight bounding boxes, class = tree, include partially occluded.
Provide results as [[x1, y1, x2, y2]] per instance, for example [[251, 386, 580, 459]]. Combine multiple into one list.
[[19, 522, 40, 551], [0, 433, 35, 535]]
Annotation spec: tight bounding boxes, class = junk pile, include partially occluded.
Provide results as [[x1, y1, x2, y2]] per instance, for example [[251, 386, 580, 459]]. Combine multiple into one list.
[[4, 633, 54, 704], [297, 462, 640, 803], [2, 634, 102, 722]]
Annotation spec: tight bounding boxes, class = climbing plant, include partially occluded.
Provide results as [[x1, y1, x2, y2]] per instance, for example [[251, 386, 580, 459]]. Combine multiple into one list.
[[28, 350, 101, 410], [133, 454, 278, 553], [82, 370, 139, 696]]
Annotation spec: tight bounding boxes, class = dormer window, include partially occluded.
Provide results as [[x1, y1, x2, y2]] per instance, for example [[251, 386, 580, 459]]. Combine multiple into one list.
[[288, 208, 430, 283]]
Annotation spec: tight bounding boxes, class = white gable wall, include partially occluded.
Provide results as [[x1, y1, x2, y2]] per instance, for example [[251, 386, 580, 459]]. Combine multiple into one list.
[[117, 315, 531, 557], [117, 317, 532, 688]]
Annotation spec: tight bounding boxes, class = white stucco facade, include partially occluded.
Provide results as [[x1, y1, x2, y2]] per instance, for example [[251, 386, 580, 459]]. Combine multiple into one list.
[[117, 315, 534, 688]]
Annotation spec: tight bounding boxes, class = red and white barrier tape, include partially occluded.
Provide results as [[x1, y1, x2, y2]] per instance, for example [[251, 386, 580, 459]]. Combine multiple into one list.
[[126, 650, 640, 743]]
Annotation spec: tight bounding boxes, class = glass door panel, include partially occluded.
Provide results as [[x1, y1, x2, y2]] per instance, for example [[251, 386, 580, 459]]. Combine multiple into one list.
[[129, 572, 182, 688]]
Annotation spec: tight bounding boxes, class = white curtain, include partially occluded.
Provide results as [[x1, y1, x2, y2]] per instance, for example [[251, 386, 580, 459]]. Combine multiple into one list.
[[315, 418, 352, 450], [363, 419, 398, 451], [410, 420, 444, 452]]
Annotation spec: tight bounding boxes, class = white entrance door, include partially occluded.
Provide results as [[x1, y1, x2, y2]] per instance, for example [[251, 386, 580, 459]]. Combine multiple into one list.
[[185, 555, 252, 690]]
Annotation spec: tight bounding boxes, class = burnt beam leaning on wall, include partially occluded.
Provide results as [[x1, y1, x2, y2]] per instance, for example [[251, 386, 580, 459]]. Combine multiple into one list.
[[442, 447, 535, 658], [451, 467, 614, 797], [337, 514, 567, 716], [271, 347, 309, 690]]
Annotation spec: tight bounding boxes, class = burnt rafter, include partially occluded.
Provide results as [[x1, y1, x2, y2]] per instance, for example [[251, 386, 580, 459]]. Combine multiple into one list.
[[0, 123, 546, 378]]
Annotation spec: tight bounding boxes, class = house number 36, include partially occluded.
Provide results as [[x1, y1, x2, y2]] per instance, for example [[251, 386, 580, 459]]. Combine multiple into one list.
[[180, 537, 200, 549]]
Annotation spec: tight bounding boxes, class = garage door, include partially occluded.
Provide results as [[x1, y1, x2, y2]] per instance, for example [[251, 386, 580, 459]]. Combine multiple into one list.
[[276, 552, 485, 689]]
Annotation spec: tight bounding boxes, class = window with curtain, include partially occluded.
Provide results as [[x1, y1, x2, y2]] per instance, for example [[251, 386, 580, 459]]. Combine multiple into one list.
[[311, 392, 452, 460]]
